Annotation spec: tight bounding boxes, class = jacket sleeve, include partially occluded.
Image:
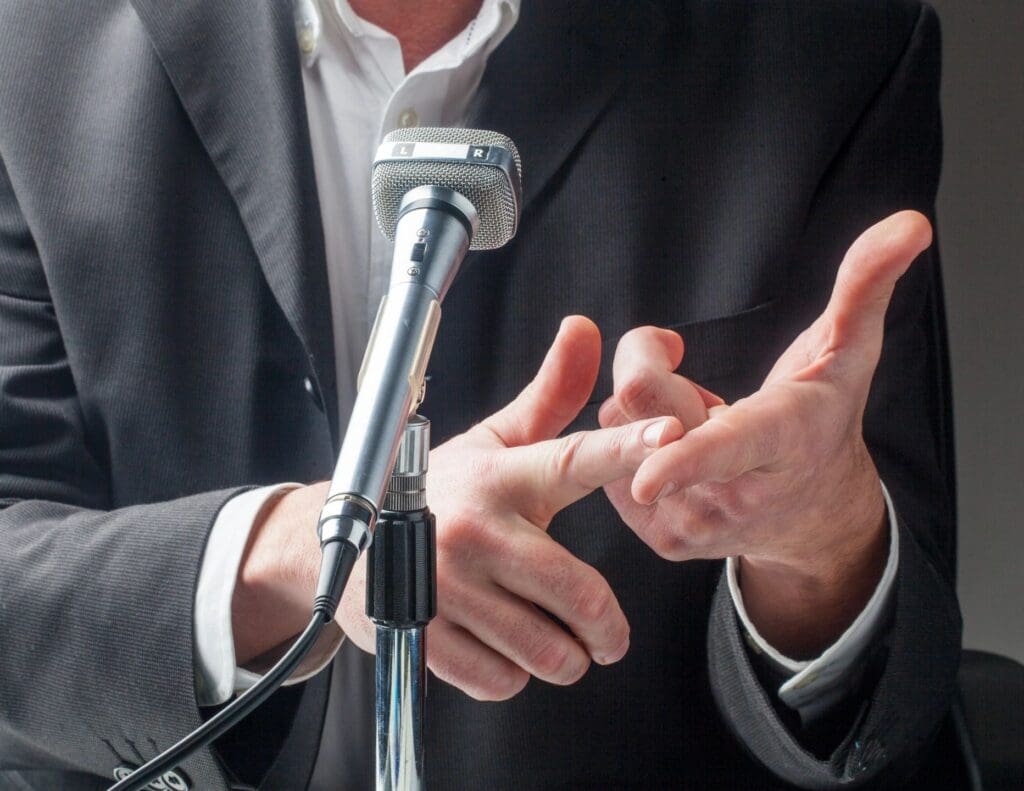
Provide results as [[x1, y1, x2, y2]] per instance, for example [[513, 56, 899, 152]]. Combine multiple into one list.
[[0, 151, 240, 790], [706, 4, 962, 788]]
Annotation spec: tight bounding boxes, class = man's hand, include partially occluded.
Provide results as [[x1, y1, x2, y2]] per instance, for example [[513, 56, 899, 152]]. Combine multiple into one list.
[[599, 211, 933, 658], [237, 317, 684, 699]]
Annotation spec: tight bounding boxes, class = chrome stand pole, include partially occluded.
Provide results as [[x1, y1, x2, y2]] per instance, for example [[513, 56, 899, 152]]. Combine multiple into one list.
[[369, 415, 436, 791], [375, 626, 426, 790]]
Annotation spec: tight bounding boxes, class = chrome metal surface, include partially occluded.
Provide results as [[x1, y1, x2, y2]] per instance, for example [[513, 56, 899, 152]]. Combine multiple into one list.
[[392, 415, 430, 477], [317, 495, 375, 553], [392, 187, 477, 301], [325, 201, 472, 515], [384, 416, 430, 512], [375, 626, 426, 791], [372, 127, 522, 250]]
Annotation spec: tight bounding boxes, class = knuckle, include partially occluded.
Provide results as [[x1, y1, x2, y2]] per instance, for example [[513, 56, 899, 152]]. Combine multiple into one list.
[[618, 371, 658, 416], [443, 510, 489, 547], [438, 510, 505, 566], [551, 431, 587, 484], [569, 576, 614, 624], [527, 637, 573, 679], [648, 525, 686, 560], [704, 482, 745, 522], [619, 326, 647, 345], [428, 637, 528, 702], [621, 325, 664, 350], [604, 425, 631, 465], [441, 512, 481, 548]]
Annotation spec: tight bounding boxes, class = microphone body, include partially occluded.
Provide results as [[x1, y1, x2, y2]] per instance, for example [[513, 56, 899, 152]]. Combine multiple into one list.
[[317, 128, 522, 558], [324, 186, 476, 518]]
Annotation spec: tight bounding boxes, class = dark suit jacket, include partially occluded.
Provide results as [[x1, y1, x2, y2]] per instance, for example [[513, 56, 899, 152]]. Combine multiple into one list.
[[0, 1, 961, 789]]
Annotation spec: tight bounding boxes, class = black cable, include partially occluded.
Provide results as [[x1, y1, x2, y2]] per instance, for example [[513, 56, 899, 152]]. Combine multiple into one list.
[[108, 540, 359, 791]]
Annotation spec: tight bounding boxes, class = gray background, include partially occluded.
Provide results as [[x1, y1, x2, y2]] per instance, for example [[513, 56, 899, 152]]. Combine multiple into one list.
[[929, 0, 1023, 663]]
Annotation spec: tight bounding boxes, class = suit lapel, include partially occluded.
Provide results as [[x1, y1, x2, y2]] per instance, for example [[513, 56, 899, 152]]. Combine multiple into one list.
[[130, 0, 339, 444], [127, 0, 653, 450]]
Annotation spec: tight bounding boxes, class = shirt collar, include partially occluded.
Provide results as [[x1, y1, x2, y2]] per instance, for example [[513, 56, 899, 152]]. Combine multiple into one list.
[[327, 0, 521, 67]]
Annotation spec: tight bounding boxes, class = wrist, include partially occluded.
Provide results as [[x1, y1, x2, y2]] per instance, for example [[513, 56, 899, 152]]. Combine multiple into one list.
[[232, 483, 325, 664], [739, 458, 888, 659]]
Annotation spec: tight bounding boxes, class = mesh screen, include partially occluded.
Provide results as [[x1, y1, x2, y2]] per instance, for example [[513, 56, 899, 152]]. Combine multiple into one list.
[[372, 128, 522, 250]]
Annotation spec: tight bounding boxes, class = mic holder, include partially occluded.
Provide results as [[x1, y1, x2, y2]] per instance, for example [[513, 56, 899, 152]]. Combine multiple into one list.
[[368, 414, 437, 791]]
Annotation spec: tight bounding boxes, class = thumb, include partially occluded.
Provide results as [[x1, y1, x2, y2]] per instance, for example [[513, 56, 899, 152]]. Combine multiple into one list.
[[483, 315, 602, 447], [824, 210, 933, 358]]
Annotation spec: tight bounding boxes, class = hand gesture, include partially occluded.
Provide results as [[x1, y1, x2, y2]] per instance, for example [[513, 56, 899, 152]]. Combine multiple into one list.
[[599, 211, 933, 655], [335, 317, 683, 697]]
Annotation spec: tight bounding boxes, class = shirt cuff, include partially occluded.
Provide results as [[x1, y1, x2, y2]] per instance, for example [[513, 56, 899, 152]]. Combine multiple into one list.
[[194, 483, 301, 706], [725, 480, 900, 724]]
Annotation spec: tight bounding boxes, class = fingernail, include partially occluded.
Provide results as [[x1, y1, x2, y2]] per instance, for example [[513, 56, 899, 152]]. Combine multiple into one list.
[[641, 419, 668, 447], [654, 481, 678, 502], [596, 636, 630, 665]]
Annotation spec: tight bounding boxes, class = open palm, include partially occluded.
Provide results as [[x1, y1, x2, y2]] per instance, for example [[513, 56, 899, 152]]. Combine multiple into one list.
[[599, 211, 933, 654]]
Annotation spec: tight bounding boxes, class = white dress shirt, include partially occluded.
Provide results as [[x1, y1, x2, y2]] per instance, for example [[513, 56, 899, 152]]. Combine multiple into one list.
[[193, 0, 899, 727]]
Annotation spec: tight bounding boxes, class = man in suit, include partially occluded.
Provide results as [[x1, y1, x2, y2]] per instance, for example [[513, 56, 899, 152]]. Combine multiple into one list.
[[0, 1, 960, 788]]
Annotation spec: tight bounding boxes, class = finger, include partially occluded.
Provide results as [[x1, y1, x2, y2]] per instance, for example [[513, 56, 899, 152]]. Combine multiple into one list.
[[597, 396, 627, 428], [824, 211, 933, 356], [503, 415, 685, 520], [693, 381, 727, 409], [483, 315, 602, 447], [631, 393, 792, 504], [603, 477, 692, 561], [490, 525, 630, 665], [427, 618, 530, 701], [443, 578, 594, 687], [612, 327, 708, 429]]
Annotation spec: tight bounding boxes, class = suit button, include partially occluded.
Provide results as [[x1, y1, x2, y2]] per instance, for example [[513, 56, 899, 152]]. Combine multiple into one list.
[[304, 375, 324, 412], [111, 764, 191, 790], [160, 769, 190, 791]]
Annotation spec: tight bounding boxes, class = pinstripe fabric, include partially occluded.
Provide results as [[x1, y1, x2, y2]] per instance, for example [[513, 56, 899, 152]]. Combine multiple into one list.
[[0, 1, 959, 789]]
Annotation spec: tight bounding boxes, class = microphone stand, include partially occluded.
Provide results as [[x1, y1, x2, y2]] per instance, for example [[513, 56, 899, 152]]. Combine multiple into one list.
[[368, 414, 437, 791]]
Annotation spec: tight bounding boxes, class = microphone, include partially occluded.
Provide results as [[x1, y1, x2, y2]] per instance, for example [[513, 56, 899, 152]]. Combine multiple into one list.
[[108, 129, 521, 791], [316, 128, 523, 580]]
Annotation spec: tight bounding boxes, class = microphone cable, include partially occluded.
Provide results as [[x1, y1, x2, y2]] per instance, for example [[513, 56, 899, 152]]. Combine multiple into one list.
[[108, 539, 359, 791]]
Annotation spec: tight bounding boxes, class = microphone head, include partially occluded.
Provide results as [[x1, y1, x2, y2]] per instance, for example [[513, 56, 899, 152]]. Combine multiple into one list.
[[372, 127, 522, 251]]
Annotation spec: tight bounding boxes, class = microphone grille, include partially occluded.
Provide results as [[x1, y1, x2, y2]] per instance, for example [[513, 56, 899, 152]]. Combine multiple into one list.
[[372, 127, 522, 251]]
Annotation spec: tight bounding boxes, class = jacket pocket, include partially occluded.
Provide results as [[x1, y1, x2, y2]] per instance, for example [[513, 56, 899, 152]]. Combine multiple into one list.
[[587, 299, 781, 406]]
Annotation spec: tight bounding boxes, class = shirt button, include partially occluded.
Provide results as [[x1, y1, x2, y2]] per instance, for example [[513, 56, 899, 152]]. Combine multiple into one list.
[[161, 769, 190, 791], [298, 28, 317, 55], [294, 0, 321, 60], [397, 108, 419, 128]]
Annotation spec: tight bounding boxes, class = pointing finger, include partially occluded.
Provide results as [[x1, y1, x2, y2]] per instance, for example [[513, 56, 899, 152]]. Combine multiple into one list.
[[504, 415, 685, 522]]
